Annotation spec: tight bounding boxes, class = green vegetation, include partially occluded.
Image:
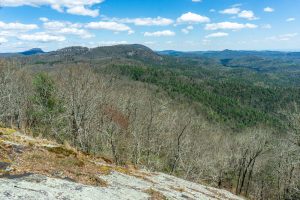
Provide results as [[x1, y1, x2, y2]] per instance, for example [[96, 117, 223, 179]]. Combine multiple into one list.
[[110, 64, 298, 130], [29, 73, 64, 137], [0, 45, 299, 199]]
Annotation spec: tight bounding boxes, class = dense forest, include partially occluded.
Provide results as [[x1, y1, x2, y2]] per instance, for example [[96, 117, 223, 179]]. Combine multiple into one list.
[[0, 45, 299, 200]]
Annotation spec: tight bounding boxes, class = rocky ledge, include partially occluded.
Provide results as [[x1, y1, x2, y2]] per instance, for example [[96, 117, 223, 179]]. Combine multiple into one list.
[[0, 128, 243, 200]]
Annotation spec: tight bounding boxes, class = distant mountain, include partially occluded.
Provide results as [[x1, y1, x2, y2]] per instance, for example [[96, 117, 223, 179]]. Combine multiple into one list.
[[157, 50, 184, 56], [0, 48, 45, 57], [52, 44, 162, 61], [13, 44, 164, 66], [157, 49, 300, 59], [2, 45, 300, 74], [20, 48, 45, 56]]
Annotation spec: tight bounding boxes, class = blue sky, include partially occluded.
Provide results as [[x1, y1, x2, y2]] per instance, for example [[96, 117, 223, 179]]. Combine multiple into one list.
[[0, 0, 299, 52]]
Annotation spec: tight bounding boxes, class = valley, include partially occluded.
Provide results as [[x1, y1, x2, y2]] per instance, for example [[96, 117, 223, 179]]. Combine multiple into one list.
[[0, 44, 299, 199]]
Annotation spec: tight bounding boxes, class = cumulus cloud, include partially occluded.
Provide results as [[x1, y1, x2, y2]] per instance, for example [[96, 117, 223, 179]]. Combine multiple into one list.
[[18, 32, 66, 42], [59, 28, 93, 38], [97, 41, 128, 46], [267, 33, 298, 41], [67, 6, 99, 18], [144, 41, 156, 45], [39, 17, 49, 22], [0, 21, 38, 31], [205, 22, 257, 30], [187, 25, 194, 30], [220, 7, 241, 15], [43, 19, 132, 36], [144, 30, 175, 37], [264, 7, 274, 12], [0, 37, 8, 43], [205, 32, 229, 38], [177, 12, 210, 24], [286, 18, 295, 22], [0, 31, 10, 37], [42, 20, 93, 38], [0, 0, 104, 17], [85, 40, 128, 48], [181, 25, 194, 34], [181, 29, 189, 34], [43, 21, 70, 30], [85, 21, 133, 34], [238, 10, 258, 20], [112, 17, 173, 26], [0, 21, 38, 40], [220, 6, 258, 20], [261, 24, 272, 29]]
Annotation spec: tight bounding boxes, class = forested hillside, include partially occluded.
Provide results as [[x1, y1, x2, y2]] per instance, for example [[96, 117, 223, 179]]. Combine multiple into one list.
[[1, 45, 299, 199]]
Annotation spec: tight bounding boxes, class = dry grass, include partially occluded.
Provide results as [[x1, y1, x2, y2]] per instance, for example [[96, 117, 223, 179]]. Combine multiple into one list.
[[144, 188, 167, 200], [189, 187, 223, 200], [0, 129, 156, 189], [0, 128, 16, 135], [46, 146, 77, 157], [170, 185, 185, 193], [0, 130, 109, 187], [10, 146, 108, 187], [0, 138, 13, 165], [98, 164, 155, 184]]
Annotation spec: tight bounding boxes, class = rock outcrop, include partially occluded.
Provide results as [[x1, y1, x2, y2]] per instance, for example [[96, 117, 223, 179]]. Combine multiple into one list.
[[0, 128, 243, 200]]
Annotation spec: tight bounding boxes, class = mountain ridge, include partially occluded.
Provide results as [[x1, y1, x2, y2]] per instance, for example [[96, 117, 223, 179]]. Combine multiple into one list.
[[2, 44, 300, 59]]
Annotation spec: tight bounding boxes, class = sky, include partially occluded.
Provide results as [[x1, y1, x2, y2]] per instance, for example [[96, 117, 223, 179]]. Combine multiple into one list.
[[0, 0, 299, 52]]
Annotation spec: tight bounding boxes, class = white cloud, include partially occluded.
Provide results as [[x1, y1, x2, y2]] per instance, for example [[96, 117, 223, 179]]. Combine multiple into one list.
[[39, 17, 49, 22], [177, 12, 210, 24], [181, 29, 189, 34], [187, 25, 194, 30], [114, 17, 173, 26], [144, 30, 175, 37], [0, 21, 38, 31], [0, 0, 104, 17], [261, 24, 272, 29], [0, 37, 8, 43], [128, 30, 135, 35], [44, 21, 68, 30], [144, 41, 156, 45], [205, 32, 228, 38], [85, 41, 128, 48], [18, 32, 66, 42], [220, 6, 258, 20], [267, 33, 298, 41], [209, 9, 216, 13], [85, 21, 133, 34], [232, 3, 243, 7], [59, 28, 93, 38], [264, 7, 274, 12], [97, 41, 128, 46], [67, 6, 99, 18], [181, 25, 194, 34], [0, 31, 11, 37], [43, 20, 93, 38], [0, 21, 38, 42], [238, 10, 258, 20], [286, 18, 295, 22], [220, 7, 240, 15], [205, 22, 257, 30], [192, 0, 202, 2]]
